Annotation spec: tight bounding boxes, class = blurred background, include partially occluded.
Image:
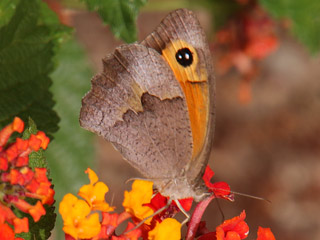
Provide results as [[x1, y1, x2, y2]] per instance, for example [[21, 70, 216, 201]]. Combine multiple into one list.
[[1, 0, 319, 239]]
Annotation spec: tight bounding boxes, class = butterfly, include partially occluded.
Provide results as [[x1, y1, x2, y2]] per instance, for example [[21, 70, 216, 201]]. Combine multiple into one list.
[[80, 8, 215, 202]]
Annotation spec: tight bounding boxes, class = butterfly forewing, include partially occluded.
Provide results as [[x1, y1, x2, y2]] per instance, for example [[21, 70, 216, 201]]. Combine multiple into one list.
[[80, 9, 215, 201]]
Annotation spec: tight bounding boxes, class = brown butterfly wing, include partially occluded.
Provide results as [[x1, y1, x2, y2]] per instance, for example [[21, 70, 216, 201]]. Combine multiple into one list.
[[80, 9, 215, 201], [142, 9, 215, 188], [80, 44, 193, 181]]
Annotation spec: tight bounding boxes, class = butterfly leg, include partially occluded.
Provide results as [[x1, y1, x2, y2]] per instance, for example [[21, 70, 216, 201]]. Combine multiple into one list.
[[174, 199, 190, 226], [125, 198, 173, 233]]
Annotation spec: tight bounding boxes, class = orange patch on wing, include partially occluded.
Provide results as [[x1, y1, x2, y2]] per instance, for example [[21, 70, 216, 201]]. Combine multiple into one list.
[[162, 40, 209, 159], [183, 82, 208, 158]]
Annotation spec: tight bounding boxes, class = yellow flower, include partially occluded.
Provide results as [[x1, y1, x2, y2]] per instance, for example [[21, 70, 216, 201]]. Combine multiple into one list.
[[122, 180, 154, 224], [78, 168, 114, 212], [59, 193, 101, 239], [148, 218, 181, 240]]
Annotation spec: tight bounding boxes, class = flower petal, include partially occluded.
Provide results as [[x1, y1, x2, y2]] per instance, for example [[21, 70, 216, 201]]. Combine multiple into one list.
[[216, 211, 249, 240], [256, 227, 275, 240], [0, 117, 24, 147], [86, 168, 98, 185], [0, 222, 15, 240], [77, 212, 101, 239], [28, 201, 46, 222], [13, 217, 29, 233], [202, 166, 233, 200], [148, 218, 181, 240], [59, 193, 101, 239], [78, 170, 114, 212], [123, 180, 154, 224]]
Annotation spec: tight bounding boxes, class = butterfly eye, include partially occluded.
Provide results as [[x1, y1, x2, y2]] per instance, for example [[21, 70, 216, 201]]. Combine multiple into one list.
[[175, 48, 193, 67]]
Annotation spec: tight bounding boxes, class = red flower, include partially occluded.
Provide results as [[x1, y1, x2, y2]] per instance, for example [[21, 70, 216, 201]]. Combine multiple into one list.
[[110, 222, 141, 240], [34, 131, 50, 150], [13, 217, 29, 234], [203, 166, 234, 201], [98, 212, 120, 239], [214, 3, 278, 104], [143, 192, 191, 222], [0, 222, 15, 240], [257, 227, 276, 240], [216, 211, 249, 240], [0, 117, 54, 236], [0, 117, 24, 148]]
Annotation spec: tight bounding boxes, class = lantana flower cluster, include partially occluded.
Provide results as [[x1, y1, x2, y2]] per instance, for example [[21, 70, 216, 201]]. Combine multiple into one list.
[[214, 3, 278, 103], [59, 167, 276, 240], [0, 117, 54, 239]]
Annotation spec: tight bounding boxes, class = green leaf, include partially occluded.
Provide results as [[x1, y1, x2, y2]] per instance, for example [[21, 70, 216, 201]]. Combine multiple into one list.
[[0, 0, 20, 27], [22, 117, 38, 139], [21, 117, 48, 169], [83, 0, 147, 43], [29, 149, 48, 169], [260, 0, 320, 54], [0, 0, 70, 137], [194, 0, 241, 31], [46, 37, 94, 239]]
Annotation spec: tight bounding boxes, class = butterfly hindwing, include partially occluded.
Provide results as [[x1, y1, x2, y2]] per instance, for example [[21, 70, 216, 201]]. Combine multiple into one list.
[[80, 44, 193, 180], [142, 9, 215, 185]]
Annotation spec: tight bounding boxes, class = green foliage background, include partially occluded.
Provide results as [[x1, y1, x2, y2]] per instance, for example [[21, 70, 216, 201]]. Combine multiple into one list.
[[82, 0, 147, 43], [0, 0, 63, 136], [260, 0, 320, 54], [46, 38, 94, 239], [0, 0, 94, 238]]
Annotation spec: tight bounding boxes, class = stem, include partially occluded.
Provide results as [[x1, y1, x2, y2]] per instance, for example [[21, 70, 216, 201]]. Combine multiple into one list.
[[185, 195, 215, 240]]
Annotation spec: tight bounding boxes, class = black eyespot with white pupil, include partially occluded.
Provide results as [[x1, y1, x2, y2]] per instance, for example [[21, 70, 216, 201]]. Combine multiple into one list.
[[175, 48, 193, 67]]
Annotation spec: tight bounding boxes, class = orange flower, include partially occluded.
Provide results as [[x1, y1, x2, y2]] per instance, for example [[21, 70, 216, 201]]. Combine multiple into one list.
[[60, 169, 115, 239], [59, 193, 101, 239], [122, 180, 154, 224], [148, 218, 181, 240], [216, 211, 249, 240], [78, 168, 114, 212]]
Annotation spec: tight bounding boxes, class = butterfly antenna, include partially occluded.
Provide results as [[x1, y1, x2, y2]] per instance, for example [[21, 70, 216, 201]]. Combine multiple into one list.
[[230, 190, 271, 203], [125, 177, 149, 184], [110, 193, 115, 206], [211, 189, 270, 223], [213, 187, 271, 203]]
